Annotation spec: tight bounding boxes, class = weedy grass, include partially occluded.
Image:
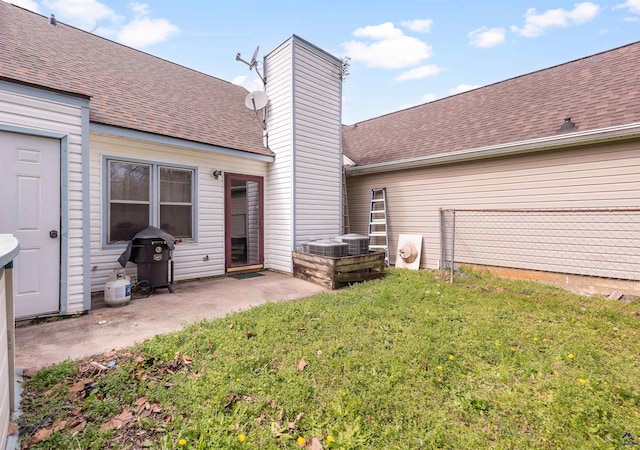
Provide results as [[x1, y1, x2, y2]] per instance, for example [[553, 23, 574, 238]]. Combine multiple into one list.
[[18, 269, 640, 449]]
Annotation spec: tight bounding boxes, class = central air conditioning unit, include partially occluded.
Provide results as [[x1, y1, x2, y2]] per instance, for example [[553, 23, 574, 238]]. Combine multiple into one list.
[[306, 239, 349, 258], [338, 233, 370, 256]]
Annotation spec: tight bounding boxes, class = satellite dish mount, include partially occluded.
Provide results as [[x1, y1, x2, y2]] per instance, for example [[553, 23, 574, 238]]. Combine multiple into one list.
[[244, 91, 269, 130], [235, 45, 265, 85]]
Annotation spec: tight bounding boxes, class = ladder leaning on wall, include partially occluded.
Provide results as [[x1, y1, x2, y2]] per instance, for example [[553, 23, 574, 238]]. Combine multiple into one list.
[[368, 187, 389, 266], [342, 169, 350, 235]]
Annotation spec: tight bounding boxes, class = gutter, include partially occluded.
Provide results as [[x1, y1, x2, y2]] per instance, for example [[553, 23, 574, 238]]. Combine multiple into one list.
[[345, 121, 640, 176]]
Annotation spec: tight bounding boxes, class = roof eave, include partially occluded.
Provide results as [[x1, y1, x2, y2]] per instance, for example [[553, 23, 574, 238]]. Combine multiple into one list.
[[345, 122, 640, 176]]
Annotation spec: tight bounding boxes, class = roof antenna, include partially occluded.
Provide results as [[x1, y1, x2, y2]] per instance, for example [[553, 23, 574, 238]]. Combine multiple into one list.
[[235, 45, 265, 85], [49, 14, 57, 26]]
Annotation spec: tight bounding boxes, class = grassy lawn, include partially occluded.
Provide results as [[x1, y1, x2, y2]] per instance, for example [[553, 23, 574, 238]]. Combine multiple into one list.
[[17, 269, 640, 449]]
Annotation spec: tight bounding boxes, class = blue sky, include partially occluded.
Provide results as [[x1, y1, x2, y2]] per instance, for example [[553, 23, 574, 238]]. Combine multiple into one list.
[[7, 0, 639, 124]]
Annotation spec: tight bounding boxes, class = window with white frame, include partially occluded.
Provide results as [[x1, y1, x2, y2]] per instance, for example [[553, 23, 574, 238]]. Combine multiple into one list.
[[107, 159, 195, 243]]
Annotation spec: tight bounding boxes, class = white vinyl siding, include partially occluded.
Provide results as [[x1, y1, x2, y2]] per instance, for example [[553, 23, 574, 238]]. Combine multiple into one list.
[[0, 87, 85, 313], [265, 40, 294, 272], [346, 140, 640, 270], [293, 43, 342, 245], [265, 37, 342, 273], [90, 133, 267, 291]]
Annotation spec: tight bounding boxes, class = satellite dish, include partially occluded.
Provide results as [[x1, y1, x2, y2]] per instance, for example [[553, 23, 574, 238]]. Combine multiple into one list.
[[250, 46, 259, 67], [244, 91, 269, 110]]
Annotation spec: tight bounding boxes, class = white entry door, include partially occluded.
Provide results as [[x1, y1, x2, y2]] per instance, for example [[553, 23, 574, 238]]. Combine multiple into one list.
[[0, 131, 60, 318]]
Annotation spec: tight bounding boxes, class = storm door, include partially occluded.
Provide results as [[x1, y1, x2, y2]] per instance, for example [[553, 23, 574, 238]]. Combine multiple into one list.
[[224, 173, 263, 271]]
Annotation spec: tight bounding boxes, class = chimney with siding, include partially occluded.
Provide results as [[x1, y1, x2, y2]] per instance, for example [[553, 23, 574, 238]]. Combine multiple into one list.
[[264, 35, 343, 273]]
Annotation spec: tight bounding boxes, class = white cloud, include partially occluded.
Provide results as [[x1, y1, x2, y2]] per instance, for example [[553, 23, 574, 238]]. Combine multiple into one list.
[[117, 16, 177, 47], [353, 22, 404, 40], [400, 19, 433, 33], [421, 93, 438, 103], [42, 0, 118, 30], [469, 27, 506, 48], [615, 0, 640, 14], [129, 2, 150, 16], [231, 75, 263, 92], [511, 2, 600, 37], [6, 0, 40, 12], [37, 0, 178, 48], [342, 23, 433, 69], [450, 83, 482, 95], [395, 64, 442, 81], [393, 93, 440, 113]]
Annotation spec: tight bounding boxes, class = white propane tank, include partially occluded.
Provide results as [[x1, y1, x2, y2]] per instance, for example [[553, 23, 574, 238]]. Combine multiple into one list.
[[104, 272, 131, 307]]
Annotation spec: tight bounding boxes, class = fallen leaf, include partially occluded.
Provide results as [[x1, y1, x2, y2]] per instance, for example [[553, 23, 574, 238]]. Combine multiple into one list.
[[68, 418, 86, 432], [135, 370, 148, 382], [247, 331, 256, 339], [27, 427, 53, 446], [288, 412, 304, 430], [298, 328, 306, 332], [52, 420, 66, 432], [310, 437, 324, 450], [69, 378, 93, 396], [7, 421, 18, 435], [135, 396, 148, 407], [297, 359, 307, 371], [100, 408, 134, 431], [150, 402, 162, 413], [228, 323, 235, 329]]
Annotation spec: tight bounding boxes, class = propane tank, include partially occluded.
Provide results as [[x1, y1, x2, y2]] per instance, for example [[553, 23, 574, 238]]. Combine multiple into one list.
[[104, 271, 131, 307]]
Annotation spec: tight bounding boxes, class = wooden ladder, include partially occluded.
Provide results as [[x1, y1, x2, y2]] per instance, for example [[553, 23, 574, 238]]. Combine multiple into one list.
[[342, 169, 350, 235], [368, 187, 389, 266]]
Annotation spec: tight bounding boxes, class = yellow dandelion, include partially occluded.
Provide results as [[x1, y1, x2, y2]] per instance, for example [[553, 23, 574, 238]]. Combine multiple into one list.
[[568, 353, 574, 359], [327, 435, 334, 442], [437, 365, 443, 370], [178, 438, 187, 446], [297, 437, 306, 446], [173, 334, 179, 338], [235, 378, 240, 382], [238, 434, 246, 442], [448, 355, 454, 360], [578, 379, 586, 385], [510, 347, 516, 352], [533, 337, 538, 342], [543, 338, 547, 343]]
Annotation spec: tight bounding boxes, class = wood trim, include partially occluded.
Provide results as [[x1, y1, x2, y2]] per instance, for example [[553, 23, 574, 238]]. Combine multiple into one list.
[[224, 173, 264, 272]]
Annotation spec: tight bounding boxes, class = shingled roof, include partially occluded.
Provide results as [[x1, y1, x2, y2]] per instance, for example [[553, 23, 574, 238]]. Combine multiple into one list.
[[0, 3, 271, 158], [343, 41, 640, 167]]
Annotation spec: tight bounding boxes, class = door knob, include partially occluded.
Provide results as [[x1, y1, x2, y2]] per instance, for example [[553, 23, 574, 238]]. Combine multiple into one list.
[[49, 230, 58, 238]]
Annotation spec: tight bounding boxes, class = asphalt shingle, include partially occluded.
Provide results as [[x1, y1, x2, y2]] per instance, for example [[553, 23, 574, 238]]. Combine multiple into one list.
[[343, 41, 640, 166], [0, 3, 271, 157]]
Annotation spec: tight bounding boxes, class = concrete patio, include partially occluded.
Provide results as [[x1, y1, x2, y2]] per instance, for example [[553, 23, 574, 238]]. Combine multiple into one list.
[[15, 271, 327, 371]]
